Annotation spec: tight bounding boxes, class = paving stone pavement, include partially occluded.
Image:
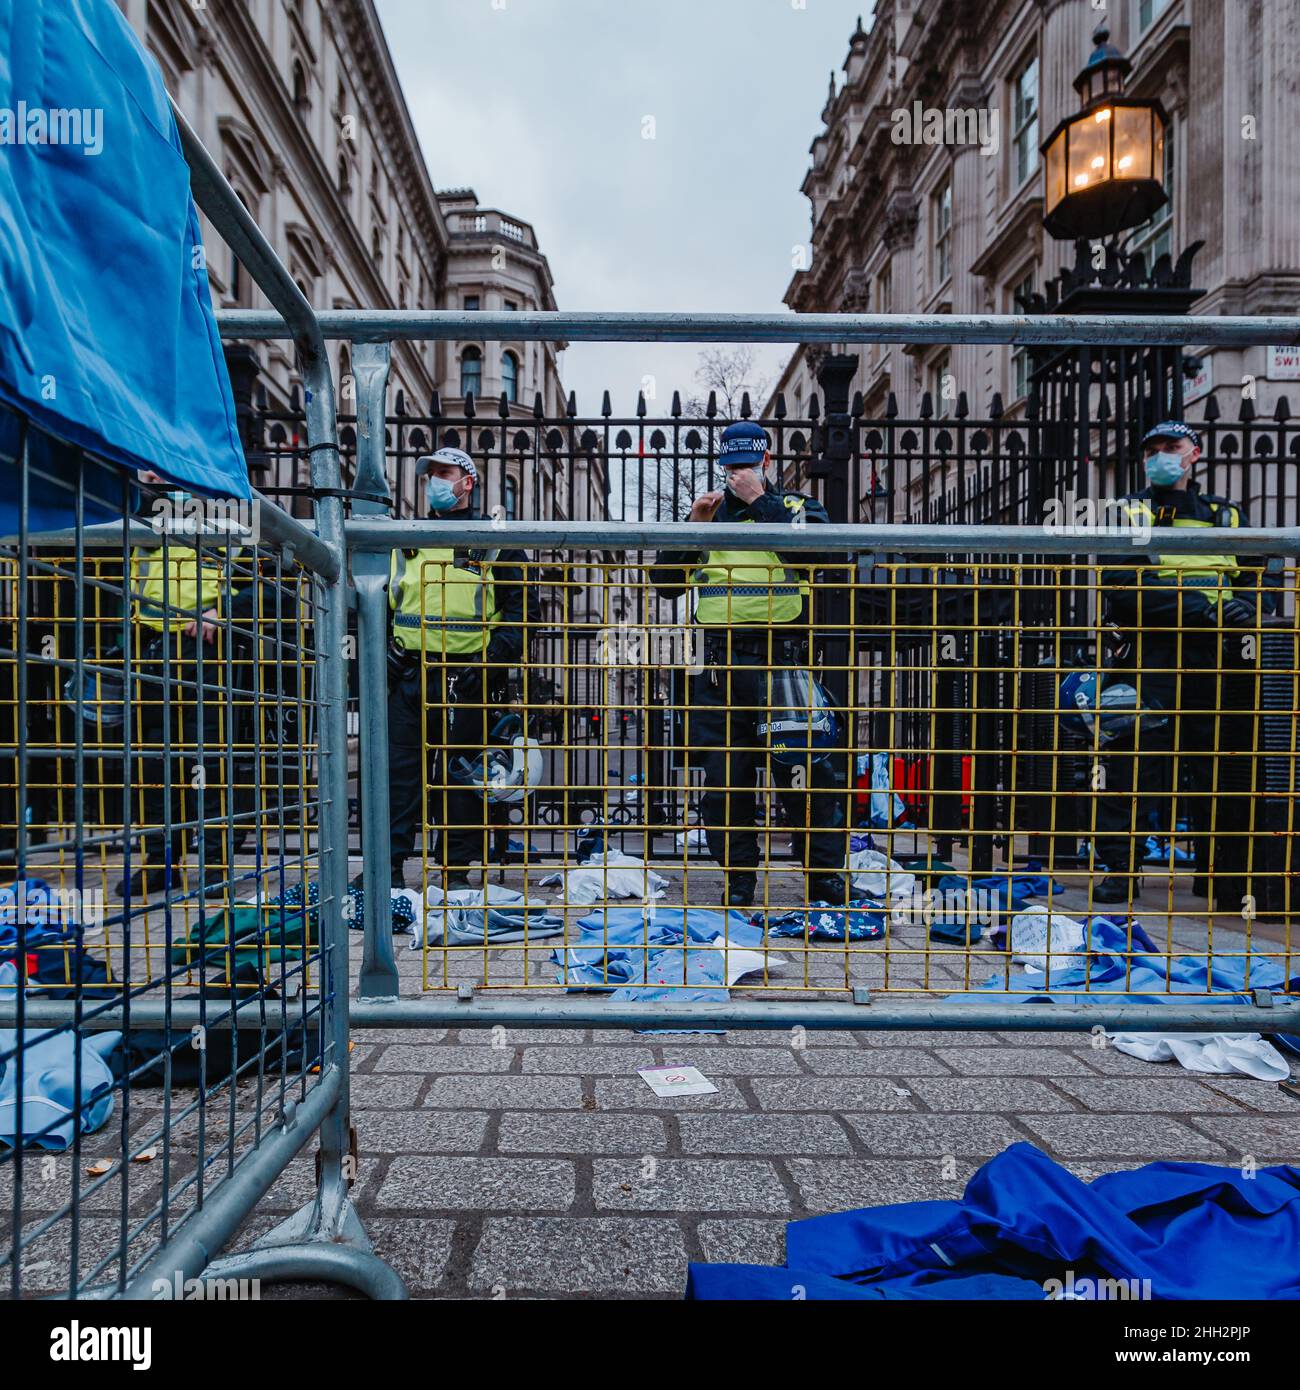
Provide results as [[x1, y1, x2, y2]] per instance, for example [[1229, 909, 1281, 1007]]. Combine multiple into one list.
[[236, 857, 1300, 1299], [11, 854, 1299, 1300], [228, 1014, 1298, 1300]]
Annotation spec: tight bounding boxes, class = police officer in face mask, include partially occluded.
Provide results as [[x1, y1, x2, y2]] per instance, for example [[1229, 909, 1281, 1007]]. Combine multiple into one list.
[[118, 471, 259, 898], [650, 422, 849, 908], [1092, 421, 1272, 905], [383, 447, 538, 891]]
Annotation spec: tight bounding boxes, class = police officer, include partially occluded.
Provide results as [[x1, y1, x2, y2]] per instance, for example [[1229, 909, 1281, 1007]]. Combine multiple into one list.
[[385, 447, 537, 891], [1093, 421, 1270, 905], [119, 471, 258, 897], [651, 422, 849, 908]]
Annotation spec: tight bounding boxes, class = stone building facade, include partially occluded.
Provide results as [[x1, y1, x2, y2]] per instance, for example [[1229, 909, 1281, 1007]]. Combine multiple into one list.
[[116, 0, 570, 514], [771, 0, 1300, 440]]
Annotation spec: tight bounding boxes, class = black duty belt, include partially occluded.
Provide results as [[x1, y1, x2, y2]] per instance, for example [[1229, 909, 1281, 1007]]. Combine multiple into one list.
[[702, 630, 806, 661]]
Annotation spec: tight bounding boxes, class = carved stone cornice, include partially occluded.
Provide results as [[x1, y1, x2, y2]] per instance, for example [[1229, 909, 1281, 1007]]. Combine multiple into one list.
[[881, 191, 920, 251]]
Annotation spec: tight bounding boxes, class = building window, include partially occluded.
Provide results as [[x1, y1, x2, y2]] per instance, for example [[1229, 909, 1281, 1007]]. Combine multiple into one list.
[[229, 189, 255, 307], [1010, 271, 1036, 400], [1138, 0, 1172, 30], [1012, 55, 1039, 188], [505, 477, 518, 521], [371, 226, 383, 267], [337, 153, 351, 197], [1130, 118, 1175, 270], [292, 59, 310, 117], [502, 351, 519, 403], [460, 347, 482, 400], [932, 180, 952, 287], [464, 294, 480, 311], [504, 299, 518, 312], [929, 353, 952, 419]]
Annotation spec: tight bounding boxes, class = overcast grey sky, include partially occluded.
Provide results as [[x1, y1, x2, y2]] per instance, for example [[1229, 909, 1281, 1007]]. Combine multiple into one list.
[[375, 0, 867, 414]]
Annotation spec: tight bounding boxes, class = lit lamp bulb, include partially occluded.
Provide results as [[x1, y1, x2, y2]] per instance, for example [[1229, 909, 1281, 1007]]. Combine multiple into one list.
[[1074, 174, 1088, 187], [1095, 107, 1112, 122], [1117, 155, 1133, 170], [1091, 156, 1104, 169]]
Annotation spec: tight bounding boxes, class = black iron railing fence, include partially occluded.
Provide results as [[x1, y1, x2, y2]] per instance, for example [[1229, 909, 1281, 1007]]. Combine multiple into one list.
[[242, 386, 1300, 530], [238, 380, 1300, 906]]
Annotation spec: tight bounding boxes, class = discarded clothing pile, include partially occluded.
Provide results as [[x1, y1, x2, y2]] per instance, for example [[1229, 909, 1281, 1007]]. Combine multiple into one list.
[[0, 960, 120, 1151], [0, 950, 322, 1150], [345, 883, 418, 936], [968, 907, 1299, 1080], [413, 884, 565, 948], [937, 865, 1065, 914], [847, 848, 916, 906], [554, 907, 776, 1004], [686, 1141, 1300, 1300], [748, 901, 886, 943], [1, 878, 78, 956], [170, 881, 318, 968], [538, 850, 669, 906]]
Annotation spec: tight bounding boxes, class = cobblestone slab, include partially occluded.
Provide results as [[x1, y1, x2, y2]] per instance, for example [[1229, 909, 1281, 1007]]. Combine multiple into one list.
[[593, 1158, 792, 1213], [497, 1112, 668, 1154], [470, 1217, 689, 1293], [677, 1114, 854, 1156], [1016, 1114, 1230, 1158], [374, 1156, 575, 1211]]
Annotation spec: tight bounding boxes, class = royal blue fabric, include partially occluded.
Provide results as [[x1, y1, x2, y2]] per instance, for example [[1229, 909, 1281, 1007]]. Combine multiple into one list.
[[749, 900, 886, 943], [687, 1142, 1300, 1300], [964, 869, 1064, 911], [0, 878, 66, 953], [0, 0, 249, 532]]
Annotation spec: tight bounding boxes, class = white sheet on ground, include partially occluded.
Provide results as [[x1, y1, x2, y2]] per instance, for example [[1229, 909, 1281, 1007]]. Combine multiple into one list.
[[848, 848, 916, 903], [538, 850, 669, 905], [1008, 905, 1088, 973], [1106, 1031, 1290, 1081]]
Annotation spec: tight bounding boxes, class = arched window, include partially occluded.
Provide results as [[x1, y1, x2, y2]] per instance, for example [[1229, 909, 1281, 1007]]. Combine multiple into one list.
[[371, 226, 383, 266], [292, 60, 310, 117], [337, 153, 350, 196], [501, 351, 518, 403], [505, 476, 519, 520], [460, 347, 482, 401]]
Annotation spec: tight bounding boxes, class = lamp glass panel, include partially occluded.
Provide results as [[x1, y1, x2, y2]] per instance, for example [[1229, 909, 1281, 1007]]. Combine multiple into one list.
[[1153, 120, 1166, 187], [1113, 105, 1152, 179], [1067, 109, 1111, 191], [1045, 129, 1066, 211]]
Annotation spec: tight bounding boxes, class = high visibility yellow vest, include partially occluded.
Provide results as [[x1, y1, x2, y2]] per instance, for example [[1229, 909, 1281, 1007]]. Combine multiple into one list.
[[389, 547, 502, 654], [1120, 498, 1241, 605], [131, 547, 231, 631], [693, 517, 806, 626]]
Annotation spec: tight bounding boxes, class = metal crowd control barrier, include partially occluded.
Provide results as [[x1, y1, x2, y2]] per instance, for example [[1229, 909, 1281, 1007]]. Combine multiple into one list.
[[1, 107, 401, 1299], [204, 302, 1300, 1041], [8, 118, 1300, 1301]]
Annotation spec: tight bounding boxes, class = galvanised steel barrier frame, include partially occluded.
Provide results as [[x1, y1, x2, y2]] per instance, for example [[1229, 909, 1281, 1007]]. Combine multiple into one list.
[[217, 305, 1300, 1039], [1, 108, 403, 1299]]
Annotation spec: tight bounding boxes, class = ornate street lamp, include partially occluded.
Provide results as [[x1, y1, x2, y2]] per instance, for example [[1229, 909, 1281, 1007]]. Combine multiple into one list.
[[1041, 23, 1168, 241]]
